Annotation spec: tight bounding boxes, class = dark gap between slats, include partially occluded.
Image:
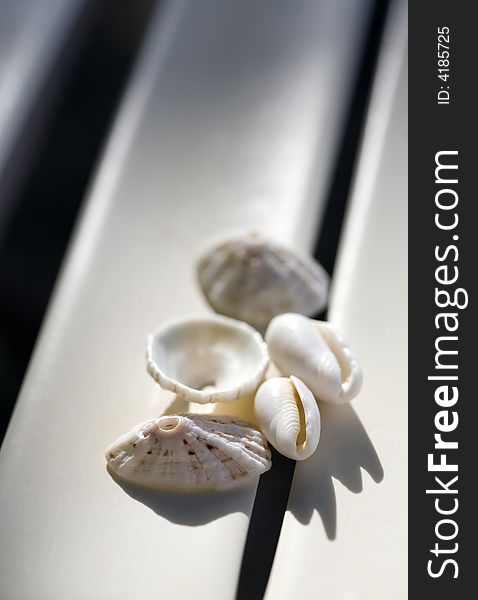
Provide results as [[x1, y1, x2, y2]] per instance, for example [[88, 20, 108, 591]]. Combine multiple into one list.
[[235, 1, 391, 598], [0, 0, 158, 444]]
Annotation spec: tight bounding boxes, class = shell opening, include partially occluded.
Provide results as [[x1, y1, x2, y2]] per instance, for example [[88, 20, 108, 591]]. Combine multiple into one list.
[[295, 391, 307, 449], [158, 416, 181, 432], [201, 383, 217, 392], [194, 378, 217, 392], [319, 325, 352, 386]]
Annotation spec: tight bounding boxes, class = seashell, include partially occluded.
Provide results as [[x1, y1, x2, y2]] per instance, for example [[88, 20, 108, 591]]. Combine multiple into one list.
[[265, 313, 363, 404], [146, 314, 269, 404], [105, 414, 271, 491], [254, 376, 321, 461], [196, 232, 329, 331]]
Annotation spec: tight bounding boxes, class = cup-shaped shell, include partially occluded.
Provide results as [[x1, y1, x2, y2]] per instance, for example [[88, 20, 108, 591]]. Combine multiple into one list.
[[254, 376, 321, 460], [146, 314, 269, 404], [105, 414, 271, 491], [196, 232, 329, 331], [265, 313, 363, 404]]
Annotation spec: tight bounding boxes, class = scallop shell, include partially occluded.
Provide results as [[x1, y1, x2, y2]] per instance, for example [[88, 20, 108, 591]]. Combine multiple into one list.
[[196, 232, 329, 331], [265, 313, 363, 404], [105, 414, 271, 491], [146, 314, 269, 404], [254, 376, 321, 461]]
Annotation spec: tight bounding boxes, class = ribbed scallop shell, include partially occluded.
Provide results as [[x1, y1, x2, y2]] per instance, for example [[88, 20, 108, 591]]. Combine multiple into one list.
[[254, 376, 320, 460], [265, 313, 363, 404], [196, 232, 329, 331], [105, 414, 271, 491]]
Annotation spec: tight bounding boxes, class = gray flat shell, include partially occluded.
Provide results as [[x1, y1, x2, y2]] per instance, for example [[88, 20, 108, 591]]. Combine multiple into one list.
[[196, 233, 329, 330]]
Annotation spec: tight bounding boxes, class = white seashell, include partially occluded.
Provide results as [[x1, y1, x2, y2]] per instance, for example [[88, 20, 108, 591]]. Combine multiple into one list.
[[105, 414, 271, 491], [265, 313, 363, 404], [254, 376, 321, 461], [196, 232, 329, 331], [146, 314, 269, 404]]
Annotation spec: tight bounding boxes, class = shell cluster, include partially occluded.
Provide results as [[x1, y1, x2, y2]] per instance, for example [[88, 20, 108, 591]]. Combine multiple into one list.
[[105, 232, 363, 492], [107, 313, 271, 492], [252, 313, 362, 460]]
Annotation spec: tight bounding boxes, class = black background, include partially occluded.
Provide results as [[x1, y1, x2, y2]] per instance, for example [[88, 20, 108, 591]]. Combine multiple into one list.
[[409, 2, 474, 596]]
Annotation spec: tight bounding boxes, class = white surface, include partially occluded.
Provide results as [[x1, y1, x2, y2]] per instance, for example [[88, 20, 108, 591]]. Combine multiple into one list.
[[0, 0, 371, 598], [265, 2, 408, 598]]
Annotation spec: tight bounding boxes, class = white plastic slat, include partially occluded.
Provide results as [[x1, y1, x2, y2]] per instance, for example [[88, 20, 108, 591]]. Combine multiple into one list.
[[0, 0, 92, 230], [265, 2, 407, 599], [0, 0, 372, 598]]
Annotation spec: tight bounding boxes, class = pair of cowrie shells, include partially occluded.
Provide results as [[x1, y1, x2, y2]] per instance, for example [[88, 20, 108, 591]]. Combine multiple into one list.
[[256, 313, 362, 461]]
